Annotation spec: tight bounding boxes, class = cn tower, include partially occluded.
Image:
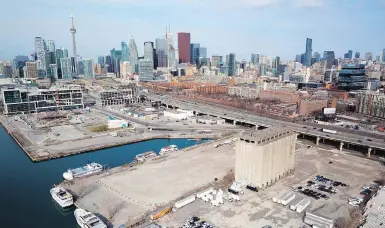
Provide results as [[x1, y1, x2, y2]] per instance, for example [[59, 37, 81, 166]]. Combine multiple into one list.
[[70, 6, 77, 58]]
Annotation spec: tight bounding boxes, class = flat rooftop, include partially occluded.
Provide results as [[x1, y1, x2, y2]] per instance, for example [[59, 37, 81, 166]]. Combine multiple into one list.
[[240, 127, 294, 144]]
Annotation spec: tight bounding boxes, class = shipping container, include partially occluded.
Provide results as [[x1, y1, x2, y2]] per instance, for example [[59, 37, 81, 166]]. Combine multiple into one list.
[[289, 197, 304, 211], [296, 198, 311, 213], [277, 191, 292, 204], [281, 192, 296, 206], [272, 191, 287, 203], [174, 195, 196, 209], [197, 187, 215, 199], [304, 212, 334, 228]]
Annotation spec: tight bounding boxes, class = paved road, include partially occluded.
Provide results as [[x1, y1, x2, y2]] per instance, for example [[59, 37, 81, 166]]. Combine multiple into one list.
[[148, 94, 385, 151]]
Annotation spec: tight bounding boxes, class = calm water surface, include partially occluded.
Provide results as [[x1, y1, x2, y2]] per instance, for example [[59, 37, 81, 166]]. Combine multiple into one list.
[[0, 126, 209, 227]]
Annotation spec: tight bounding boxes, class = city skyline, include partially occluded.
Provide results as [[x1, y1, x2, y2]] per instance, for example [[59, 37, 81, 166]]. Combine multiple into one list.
[[1, 0, 385, 61]]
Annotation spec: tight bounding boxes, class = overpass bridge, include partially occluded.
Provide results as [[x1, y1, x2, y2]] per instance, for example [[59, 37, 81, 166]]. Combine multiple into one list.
[[148, 94, 385, 157]]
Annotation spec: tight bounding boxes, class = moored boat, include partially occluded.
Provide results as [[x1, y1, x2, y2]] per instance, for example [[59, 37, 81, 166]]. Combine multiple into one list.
[[74, 208, 107, 228], [134, 151, 157, 162], [50, 186, 73, 208], [159, 145, 178, 155], [63, 162, 104, 180]]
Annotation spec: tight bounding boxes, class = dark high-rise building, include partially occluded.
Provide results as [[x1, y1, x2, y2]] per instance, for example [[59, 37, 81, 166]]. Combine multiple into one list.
[[155, 38, 168, 68], [347, 50, 353, 59], [98, 56, 105, 68], [304, 38, 312, 66], [295, 54, 301, 63], [228, 53, 236, 76], [300, 53, 305, 64], [382, 49, 385, 62], [323, 51, 335, 69], [55, 49, 64, 79], [313, 52, 320, 62], [344, 53, 349, 59], [274, 56, 280, 69], [190, 43, 200, 65], [355, 52, 360, 59], [105, 55, 113, 73], [178, 32, 191, 63], [338, 64, 367, 91], [13, 55, 29, 69]]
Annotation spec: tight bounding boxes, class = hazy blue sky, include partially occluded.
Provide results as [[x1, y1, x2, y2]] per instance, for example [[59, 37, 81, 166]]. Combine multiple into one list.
[[1, 0, 385, 61]]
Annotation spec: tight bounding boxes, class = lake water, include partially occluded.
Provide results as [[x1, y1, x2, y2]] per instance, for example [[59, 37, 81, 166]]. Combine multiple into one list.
[[0, 126, 209, 227]]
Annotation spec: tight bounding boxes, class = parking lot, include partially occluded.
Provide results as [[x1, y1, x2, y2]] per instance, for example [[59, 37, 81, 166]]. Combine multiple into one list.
[[157, 142, 385, 228]]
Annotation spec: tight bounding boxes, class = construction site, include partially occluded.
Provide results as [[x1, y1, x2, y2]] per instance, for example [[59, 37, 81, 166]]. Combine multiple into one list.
[[0, 78, 241, 162], [58, 132, 385, 228]]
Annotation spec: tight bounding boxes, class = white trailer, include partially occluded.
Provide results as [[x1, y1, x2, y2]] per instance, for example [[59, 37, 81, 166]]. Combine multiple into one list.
[[272, 191, 287, 203], [289, 197, 304, 211], [281, 192, 296, 206], [322, 129, 337, 134], [296, 198, 311, 213], [304, 212, 334, 228], [277, 191, 292, 204], [174, 195, 196, 209], [197, 187, 215, 199]]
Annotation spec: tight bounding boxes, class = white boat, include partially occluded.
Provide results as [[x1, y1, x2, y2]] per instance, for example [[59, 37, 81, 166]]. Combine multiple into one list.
[[74, 208, 107, 228], [63, 162, 104, 180], [159, 145, 178, 155], [50, 186, 73, 208], [134, 151, 157, 162]]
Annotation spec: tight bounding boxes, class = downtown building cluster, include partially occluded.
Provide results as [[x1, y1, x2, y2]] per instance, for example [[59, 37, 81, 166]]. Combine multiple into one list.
[[0, 11, 94, 82]]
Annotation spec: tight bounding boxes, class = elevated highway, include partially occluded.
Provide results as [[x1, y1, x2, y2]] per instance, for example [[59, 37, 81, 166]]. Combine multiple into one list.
[[148, 94, 385, 157]]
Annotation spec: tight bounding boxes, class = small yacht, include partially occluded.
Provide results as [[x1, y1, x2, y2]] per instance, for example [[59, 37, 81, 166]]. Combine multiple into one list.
[[63, 162, 104, 180], [50, 186, 73, 208], [134, 151, 157, 162], [159, 145, 178, 155], [74, 208, 107, 228]]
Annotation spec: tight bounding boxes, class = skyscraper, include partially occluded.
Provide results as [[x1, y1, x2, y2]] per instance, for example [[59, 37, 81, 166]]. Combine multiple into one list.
[[365, 52, 373, 61], [228, 53, 236, 76], [199, 47, 207, 59], [129, 37, 138, 73], [138, 59, 153, 81], [144, 41, 154, 69], [251, 54, 259, 65], [178, 32, 191, 63], [304, 38, 312, 67], [98, 56, 105, 68], [47, 40, 55, 52], [347, 50, 353, 59], [63, 48, 69, 58], [60, 57, 72, 80], [55, 49, 64, 79], [382, 49, 385, 62], [274, 56, 280, 69], [121, 42, 130, 62], [212, 55, 220, 68], [355, 52, 360, 59], [190, 43, 200, 64], [25, 62, 37, 79], [313, 52, 320, 62], [83, 59, 95, 78], [70, 7, 77, 58], [323, 51, 335, 69], [155, 38, 168, 68], [295, 55, 301, 63], [34, 37, 46, 72]]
